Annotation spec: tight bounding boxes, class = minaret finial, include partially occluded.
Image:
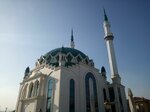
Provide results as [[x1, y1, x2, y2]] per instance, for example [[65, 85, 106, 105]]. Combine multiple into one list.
[[70, 28, 75, 48], [71, 28, 74, 42], [103, 8, 108, 21]]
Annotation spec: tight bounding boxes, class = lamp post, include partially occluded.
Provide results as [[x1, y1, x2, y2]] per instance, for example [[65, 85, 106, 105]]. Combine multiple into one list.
[[104, 100, 112, 112]]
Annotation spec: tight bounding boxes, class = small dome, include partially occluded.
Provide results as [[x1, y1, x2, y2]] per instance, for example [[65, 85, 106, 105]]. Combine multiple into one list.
[[101, 66, 106, 73], [36, 47, 92, 67]]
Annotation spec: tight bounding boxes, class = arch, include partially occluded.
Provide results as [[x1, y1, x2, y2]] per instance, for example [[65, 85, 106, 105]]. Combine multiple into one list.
[[85, 72, 99, 112], [34, 80, 40, 96], [28, 82, 34, 98], [21, 84, 28, 99], [69, 79, 75, 112], [46, 79, 54, 112]]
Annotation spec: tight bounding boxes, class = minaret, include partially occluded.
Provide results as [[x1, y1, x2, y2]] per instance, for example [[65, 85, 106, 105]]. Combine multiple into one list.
[[70, 29, 75, 48], [103, 9, 121, 84], [128, 88, 137, 112]]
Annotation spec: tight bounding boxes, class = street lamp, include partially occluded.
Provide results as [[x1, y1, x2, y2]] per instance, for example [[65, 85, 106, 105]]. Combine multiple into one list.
[[104, 100, 111, 112]]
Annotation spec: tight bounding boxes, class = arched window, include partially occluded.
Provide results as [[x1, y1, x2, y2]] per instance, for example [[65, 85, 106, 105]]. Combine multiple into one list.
[[103, 88, 107, 101], [21, 84, 28, 99], [85, 72, 99, 112], [117, 87, 124, 112], [69, 79, 75, 112], [34, 81, 40, 96], [28, 82, 33, 98], [109, 87, 116, 112], [46, 79, 54, 112]]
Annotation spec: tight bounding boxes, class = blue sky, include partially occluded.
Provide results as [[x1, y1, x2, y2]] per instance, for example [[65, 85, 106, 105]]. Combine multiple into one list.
[[0, 0, 150, 111]]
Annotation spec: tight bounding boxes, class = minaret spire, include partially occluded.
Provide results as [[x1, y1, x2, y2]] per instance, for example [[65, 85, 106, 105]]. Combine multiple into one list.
[[71, 29, 74, 41], [103, 9, 121, 84], [103, 8, 108, 22], [70, 28, 75, 48]]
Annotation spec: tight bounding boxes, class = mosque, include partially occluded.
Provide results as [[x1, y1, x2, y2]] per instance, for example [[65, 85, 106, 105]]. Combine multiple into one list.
[[15, 11, 128, 112]]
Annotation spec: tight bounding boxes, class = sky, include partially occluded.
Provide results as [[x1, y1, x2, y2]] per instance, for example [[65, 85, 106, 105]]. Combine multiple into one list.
[[0, 0, 150, 111]]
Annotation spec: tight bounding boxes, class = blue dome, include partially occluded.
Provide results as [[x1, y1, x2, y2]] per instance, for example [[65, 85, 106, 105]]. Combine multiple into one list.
[[37, 47, 90, 67], [44, 47, 87, 59]]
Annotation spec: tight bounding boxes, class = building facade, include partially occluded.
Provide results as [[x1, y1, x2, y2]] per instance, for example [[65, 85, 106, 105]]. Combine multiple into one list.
[[128, 88, 150, 112], [15, 11, 128, 112], [134, 97, 150, 112]]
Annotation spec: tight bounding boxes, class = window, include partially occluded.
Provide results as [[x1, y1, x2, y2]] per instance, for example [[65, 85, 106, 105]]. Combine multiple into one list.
[[77, 56, 82, 62], [69, 79, 75, 112], [67, 54, 73, 62], [117, 87, 124, 112], [28, 83, 33, 98], [103, 88, 107, 101], [85, 72, 99, 112], [109, 87, 116, 112], [108, 87, 115, 102], [46, 79, 54, 112], [34, 81, 40, 96], [21, 84, 28, 99]]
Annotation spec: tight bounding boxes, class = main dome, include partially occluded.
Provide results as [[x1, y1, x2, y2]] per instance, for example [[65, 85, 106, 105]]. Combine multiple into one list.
[[36, 47, 94, 67], [45, 47, 87, 58]]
